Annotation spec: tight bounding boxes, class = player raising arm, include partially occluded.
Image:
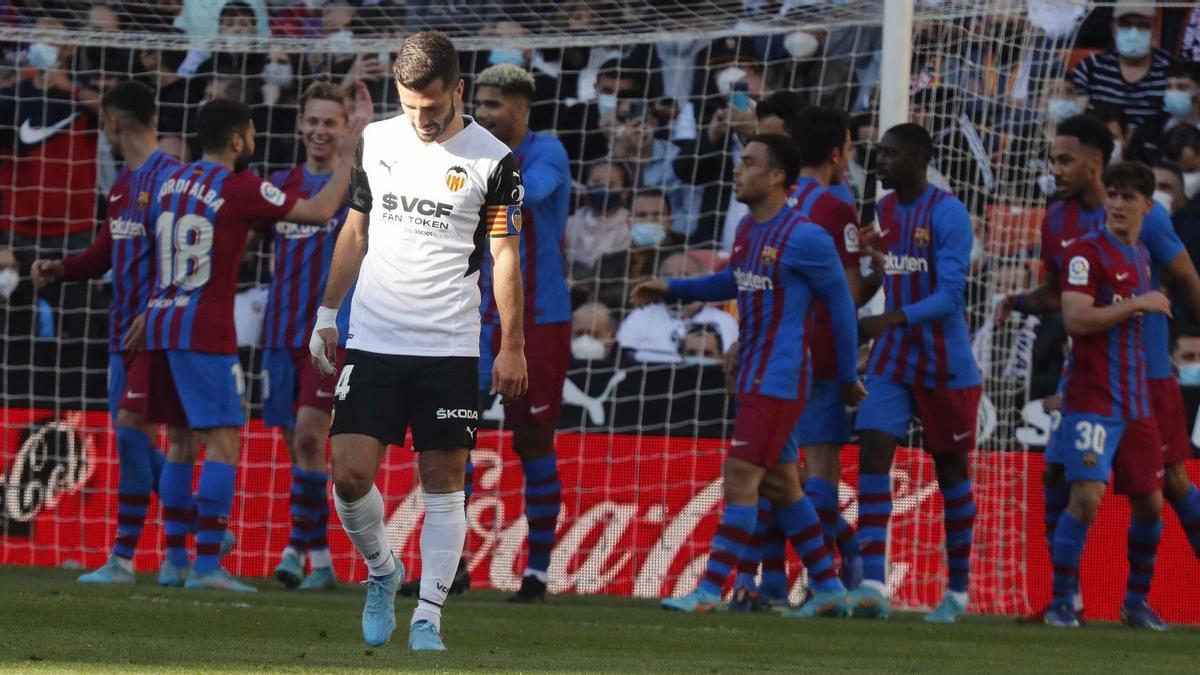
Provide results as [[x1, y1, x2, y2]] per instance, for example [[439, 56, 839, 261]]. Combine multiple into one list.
[[854, 124, 981, 624], [136, 88, 369, 593], [1048, 162, 1172, 631], [633, 134, 865, 618], [308, 31, 527, 652]]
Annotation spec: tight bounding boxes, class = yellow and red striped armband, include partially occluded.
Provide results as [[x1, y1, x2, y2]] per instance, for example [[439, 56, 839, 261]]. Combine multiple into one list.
[[487, 204, 522, 238]]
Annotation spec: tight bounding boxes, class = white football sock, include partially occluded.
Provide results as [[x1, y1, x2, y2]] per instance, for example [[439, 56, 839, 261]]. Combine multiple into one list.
[[412, 490, 466, 631], [334, 485, 396, 578]]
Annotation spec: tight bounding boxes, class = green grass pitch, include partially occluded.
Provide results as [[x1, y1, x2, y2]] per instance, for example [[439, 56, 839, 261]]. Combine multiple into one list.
[[0, 566, 1192, 673]]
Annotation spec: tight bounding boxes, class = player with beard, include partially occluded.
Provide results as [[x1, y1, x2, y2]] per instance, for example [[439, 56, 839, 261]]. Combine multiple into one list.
[[134, 89, 369, 592], [309, 31, 527, 651], [997, 115, 1200, 625]]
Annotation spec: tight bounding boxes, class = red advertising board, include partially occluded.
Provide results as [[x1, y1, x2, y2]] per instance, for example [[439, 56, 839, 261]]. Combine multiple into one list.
[[2, 409, 1198, 622]]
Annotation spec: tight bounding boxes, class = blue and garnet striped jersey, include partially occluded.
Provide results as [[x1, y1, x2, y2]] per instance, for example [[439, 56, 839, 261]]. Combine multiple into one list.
[[1042, 199, 1183, 379], [146, 160, 298, 353], [667, 206, 858, 400], [790, 176, 860, 382], [60, 149, 180, 352], [1061, 230, 1154, 420], [480, 130, 571, 328], [867, 185, 979, 388], [1040, 198, 1106, 289], [261, 164, 353, 349]]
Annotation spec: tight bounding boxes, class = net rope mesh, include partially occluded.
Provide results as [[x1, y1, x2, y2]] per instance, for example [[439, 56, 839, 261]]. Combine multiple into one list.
[[0, 0, 1165, 613]]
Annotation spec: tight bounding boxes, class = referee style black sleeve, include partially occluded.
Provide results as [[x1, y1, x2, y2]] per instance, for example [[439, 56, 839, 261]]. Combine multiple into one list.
[[348, 139, 372, 213]]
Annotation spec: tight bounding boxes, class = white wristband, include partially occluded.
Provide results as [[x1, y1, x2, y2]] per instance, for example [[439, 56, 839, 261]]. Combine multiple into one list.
[[314, 305, 339, 330]]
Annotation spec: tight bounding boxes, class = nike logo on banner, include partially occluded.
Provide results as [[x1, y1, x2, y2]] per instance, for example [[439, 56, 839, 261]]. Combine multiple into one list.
[[952, 431, 970, 442], [109, 193, 124, 203], [529, 405, 550, 415], [1061, 238, 1076, 247], [1115, 272, 1129, 281], [18, 114, 79, 145], [315, 389, 334, 398], [126, 392, 146, 399]]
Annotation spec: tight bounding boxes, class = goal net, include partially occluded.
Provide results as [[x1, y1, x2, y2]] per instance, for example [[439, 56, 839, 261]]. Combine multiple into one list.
[[0, 0, 1138, 617]]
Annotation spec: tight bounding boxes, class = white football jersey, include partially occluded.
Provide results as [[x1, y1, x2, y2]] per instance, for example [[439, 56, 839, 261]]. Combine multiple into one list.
[[346, 114, 523, 357]]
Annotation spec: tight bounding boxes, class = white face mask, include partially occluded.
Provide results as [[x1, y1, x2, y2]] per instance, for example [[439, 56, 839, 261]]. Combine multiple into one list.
[[571, 335, 608, 361], [681, 354, 721, 367], [26, 42, 60, 71], [0, 268, 18, 300], [1153, 190, 1175, 213], [328, 29, 353, 50], [262, 62, 293, 88], [1185, 171, 1200, 200], [1109, 140, 1124, 164], [715, 67, 747, 96]]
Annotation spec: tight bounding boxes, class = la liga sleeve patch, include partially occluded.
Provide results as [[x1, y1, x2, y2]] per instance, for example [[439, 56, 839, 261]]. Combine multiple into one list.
[[843, 223, 860, 253], [1067, 255, 1090, 286], [260, 181, 287, 207]]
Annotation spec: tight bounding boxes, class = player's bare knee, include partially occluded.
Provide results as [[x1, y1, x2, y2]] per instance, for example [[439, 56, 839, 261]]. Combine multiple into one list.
[[932, 452, 969, 487], [418, 447, 468, 494], [166, 427, 196, 462], [292, 430, 328, 471], [761, 467, 802, 506], [858, 431, 897, 475], [1162, 463, 1190, 501], [1043, 463, 1066, 489], [512, 423, 555, 461], [1067, 482, 1104, 523], [804, 445, 841, 483], [1129, 491, 1163, 521], [115, 408, 145, 432], [722, 459, 764, 505]]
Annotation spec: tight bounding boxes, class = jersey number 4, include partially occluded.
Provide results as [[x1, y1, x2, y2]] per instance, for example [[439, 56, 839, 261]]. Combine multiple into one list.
[[157, 213, 214, 289]]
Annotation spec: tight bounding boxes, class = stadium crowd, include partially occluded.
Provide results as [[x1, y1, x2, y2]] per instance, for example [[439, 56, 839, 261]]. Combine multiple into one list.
[[3, 0, 1200, 643]]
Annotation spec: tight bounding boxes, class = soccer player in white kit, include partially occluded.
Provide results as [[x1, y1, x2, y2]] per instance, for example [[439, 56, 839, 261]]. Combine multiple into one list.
[[309, 31, 527, 651]]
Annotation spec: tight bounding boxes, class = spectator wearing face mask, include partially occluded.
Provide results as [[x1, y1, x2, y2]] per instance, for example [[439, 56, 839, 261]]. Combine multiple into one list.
[[1000, 77, 1079, 199], [1162, 160, 1200, 284], [1129, 62, 1200, 162], [175, 0, 268, 37], [1071, 1, 1174, 134], [679, 324, 724, 367], [611, 103, 699, 237], [1173, 329, 1200, 388], [616, 252, 737, 364], [570, 302, 618, 364], [594, 190, 680, 310], [565, 162, 633, 278]]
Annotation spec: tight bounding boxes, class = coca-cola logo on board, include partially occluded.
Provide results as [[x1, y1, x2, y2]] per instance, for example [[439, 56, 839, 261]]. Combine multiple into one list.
[[1, 413, 94, 524]]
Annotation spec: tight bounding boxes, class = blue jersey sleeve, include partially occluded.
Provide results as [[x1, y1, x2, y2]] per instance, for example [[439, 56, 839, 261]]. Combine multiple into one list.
[[522, 137, 571, 204], [902, 198, 972, 326], [667, 269, 737, 303], [1140, 203, 1185, 267], [786, 227, 858, 383]]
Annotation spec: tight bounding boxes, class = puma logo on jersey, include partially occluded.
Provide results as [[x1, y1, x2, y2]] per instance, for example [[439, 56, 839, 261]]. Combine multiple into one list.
[[379, 159, 394, 174]]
